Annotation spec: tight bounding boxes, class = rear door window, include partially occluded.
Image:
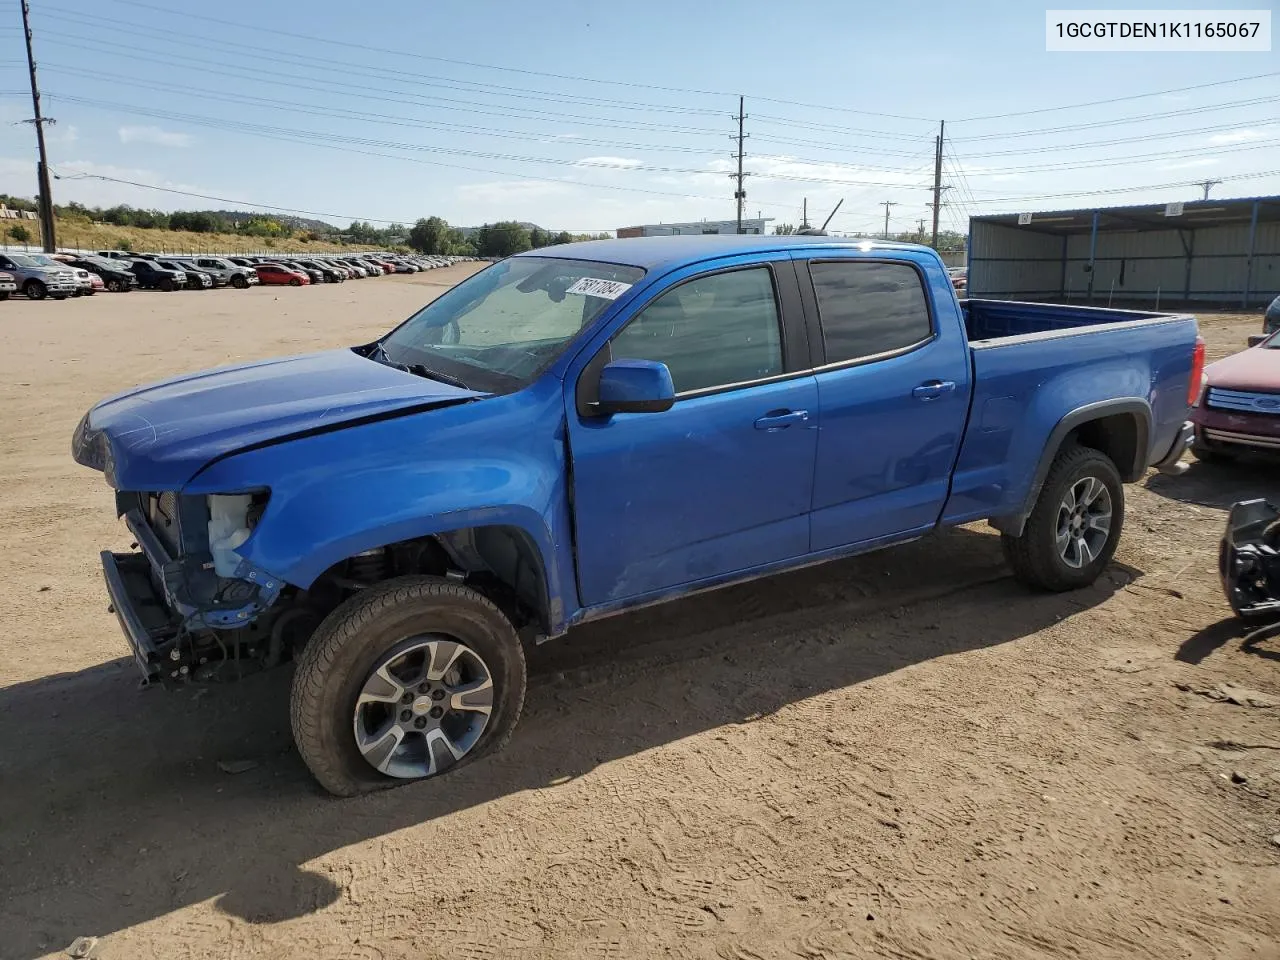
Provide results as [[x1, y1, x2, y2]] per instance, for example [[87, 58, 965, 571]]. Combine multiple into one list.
[[808, 261, 933, 365]]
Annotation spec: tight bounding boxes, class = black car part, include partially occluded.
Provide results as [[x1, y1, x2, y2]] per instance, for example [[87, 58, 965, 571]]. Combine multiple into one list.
[[1220, 499, 1280, 620]]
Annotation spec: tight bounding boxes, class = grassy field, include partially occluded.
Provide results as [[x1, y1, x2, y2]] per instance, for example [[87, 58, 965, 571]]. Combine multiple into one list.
[[9, 216, 385, 255]]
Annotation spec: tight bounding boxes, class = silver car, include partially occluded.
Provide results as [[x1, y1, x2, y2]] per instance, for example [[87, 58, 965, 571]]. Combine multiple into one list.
[[0, 252, 79, 300]]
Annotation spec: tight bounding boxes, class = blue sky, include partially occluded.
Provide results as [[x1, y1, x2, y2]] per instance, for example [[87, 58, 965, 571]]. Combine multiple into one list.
[[1, 0, 1276, 235]]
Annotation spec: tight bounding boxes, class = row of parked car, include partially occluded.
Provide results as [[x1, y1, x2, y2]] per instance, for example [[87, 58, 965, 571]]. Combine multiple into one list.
[[0, 250, 471, 300]]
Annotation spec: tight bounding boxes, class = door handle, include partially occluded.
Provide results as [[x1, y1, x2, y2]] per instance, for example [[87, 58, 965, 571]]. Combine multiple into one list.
[[912, 380, 956, 400], [754, 409, 810, 430]]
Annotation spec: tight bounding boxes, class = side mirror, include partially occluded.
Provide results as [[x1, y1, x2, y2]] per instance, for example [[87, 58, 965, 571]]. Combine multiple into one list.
[[1248, 334, 1267, 348], [596, 359, 676, 414]]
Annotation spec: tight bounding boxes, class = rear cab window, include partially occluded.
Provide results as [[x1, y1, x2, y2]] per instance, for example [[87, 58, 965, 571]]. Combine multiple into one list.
[[808, 260, 933, 365]]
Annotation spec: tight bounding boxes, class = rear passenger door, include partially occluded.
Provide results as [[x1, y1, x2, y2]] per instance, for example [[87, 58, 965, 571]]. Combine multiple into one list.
[[801, 256, 971, 551]]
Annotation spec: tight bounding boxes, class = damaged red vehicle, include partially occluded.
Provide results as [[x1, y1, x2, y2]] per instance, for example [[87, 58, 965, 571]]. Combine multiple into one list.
[[1191, 330, 1280, 461]]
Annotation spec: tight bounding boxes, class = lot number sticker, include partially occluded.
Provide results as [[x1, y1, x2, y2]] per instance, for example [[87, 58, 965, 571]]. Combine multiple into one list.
[[567, 277, 633, 300]]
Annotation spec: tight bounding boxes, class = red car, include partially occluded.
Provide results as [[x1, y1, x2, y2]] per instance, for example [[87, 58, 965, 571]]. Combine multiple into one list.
[[1190, 330, 1280, 460], [254, 263, 310, 287]]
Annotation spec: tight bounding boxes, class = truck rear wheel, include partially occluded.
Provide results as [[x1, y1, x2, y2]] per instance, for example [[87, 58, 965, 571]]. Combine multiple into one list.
[[290, 576, 526, 797], [1002, 444, 1124, 592]]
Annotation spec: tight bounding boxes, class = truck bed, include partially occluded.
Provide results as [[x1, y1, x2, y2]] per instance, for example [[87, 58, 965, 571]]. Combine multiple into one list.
[[961, 298, 1182, 342], [941, 298, 1200, 529]]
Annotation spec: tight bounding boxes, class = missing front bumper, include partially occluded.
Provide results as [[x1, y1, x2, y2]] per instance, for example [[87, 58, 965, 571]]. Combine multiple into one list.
[[101, 550, 180, 683], [1219, 499, 1280, 620]]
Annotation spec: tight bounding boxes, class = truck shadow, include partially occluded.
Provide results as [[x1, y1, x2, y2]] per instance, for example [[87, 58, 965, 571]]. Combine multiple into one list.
[[1145, 458, 1280, 510], [0, 527, 1137, 957]]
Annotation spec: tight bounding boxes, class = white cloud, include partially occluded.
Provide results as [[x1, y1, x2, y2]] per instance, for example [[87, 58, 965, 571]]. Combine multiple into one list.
[[118, 125, 193, 148], [0, 157, 207, 210], [1207, 128, 1268, 145], [1157, 157, 1221, 171], [49, 125, 79, 145], [574, 156, 644, 169]]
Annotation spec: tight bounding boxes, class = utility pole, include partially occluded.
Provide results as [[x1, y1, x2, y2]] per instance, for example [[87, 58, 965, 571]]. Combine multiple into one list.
[[731, 96, 748, 233], [917, 217, 927, 240], [20, 0, 57, 252], [880, 201, 898, 239], [1196, 179, 1221, 201], [929, 120, 945, 249]]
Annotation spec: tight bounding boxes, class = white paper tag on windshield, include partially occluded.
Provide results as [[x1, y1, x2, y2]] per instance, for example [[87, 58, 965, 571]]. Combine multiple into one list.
[[566, 277, 632, 300]]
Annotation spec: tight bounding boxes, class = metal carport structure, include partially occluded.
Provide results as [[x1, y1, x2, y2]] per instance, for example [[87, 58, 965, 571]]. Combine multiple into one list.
[[967, 196, 1280, 309]]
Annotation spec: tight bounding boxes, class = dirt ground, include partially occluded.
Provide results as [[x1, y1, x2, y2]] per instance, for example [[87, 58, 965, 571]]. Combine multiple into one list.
[[0, 276, 1277, 960]]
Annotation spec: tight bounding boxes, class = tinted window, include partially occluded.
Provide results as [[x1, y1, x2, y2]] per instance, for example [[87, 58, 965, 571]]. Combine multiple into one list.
[[610, 267, 782, 394], [809, 261, 932, 365]]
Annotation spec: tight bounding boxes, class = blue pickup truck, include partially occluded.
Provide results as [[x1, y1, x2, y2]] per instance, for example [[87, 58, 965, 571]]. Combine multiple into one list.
[[73, 236, 1202, 795]]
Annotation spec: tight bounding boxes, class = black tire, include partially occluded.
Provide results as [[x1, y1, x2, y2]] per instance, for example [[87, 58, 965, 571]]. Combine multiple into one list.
[[231, 275, 248, 289], [289, 277, 302, 287], [24, 279, 47, 301], [0, 292, 8, 301], [290, 576, 526, 797], [106, 279, 121, 292], [1001, 444, 1124, 592], [159, 278, 175, 292]]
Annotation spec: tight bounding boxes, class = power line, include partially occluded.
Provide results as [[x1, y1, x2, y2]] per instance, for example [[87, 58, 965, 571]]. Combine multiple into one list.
[[958, 118, 1280, 159], [46, 93, 938, 189], [960, 168, 1280, 205], [34, 32, 731, 137], [44, 95, 804, 210], [41, 62, 730, 158], [952, 70, 1280, 122], [951, 95, 1280, 142], [949, 138, 1279, 177], [33, 10, 728, 119], [84, 0, 936, 121], [53, 171, 408, 225]]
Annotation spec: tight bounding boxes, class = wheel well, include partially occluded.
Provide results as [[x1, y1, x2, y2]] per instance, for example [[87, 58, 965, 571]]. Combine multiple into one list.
[[1066, 413, 1145, 482], [317, 525, 551, 634]]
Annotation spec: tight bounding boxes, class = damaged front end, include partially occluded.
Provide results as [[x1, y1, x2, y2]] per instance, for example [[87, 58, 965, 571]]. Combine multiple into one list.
[[1219, 499, 1280, 620], [103, 489, 301, 685]]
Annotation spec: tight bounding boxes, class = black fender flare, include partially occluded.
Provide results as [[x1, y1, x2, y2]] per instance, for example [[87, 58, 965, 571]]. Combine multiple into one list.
[[990, 398, 1151, 537]]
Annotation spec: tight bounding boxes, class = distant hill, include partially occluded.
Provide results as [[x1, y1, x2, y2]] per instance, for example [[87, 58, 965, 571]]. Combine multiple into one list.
[[202, 210, 338, 233]]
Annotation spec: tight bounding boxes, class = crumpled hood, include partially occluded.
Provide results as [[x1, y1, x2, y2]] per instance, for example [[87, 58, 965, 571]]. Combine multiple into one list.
[[73, 348, 485, 490], [1207, 344, 1280, 393]]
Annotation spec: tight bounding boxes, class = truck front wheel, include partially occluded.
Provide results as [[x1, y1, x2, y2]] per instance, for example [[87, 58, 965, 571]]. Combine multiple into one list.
[[290, 576, 526, 797], [1002, 444, 1124, 592]]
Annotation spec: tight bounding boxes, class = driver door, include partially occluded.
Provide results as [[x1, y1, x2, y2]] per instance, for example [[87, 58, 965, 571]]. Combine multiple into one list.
[[567, 258, 819, 607]]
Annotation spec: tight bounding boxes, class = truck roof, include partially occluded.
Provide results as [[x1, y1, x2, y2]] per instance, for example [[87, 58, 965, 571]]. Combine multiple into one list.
[[517, 235, 927, 272]]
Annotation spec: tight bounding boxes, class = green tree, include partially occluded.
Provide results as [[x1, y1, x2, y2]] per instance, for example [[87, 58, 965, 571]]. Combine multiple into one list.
[[773, 223, 796, 235], [445, 227, 469, 255], [528, 226, 551, 249], [476, 221, 532, 258], [554, 230, 572, 245], [408, 216, 450, 254], [8, 223, 31, 244]]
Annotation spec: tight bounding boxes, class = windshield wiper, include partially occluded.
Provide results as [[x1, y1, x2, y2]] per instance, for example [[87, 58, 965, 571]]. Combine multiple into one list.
[[367, 342, 470, 389], [407, 364, 469, 389]]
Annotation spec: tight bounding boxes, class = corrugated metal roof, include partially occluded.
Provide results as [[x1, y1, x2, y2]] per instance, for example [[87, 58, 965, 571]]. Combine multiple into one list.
[[971, 195, 1279, 235]]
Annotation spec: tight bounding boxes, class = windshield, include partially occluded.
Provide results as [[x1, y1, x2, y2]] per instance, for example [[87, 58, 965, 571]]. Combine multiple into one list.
[[379, 256, 644, 392], [27, 255, 58, 267]]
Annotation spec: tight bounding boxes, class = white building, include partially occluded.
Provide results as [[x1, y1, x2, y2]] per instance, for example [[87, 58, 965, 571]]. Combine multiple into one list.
[[616, 218, 773, 238]]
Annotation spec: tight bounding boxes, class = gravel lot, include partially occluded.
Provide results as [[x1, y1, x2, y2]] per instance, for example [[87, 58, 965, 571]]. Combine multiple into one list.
[[0, 274, 1277, 960]]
